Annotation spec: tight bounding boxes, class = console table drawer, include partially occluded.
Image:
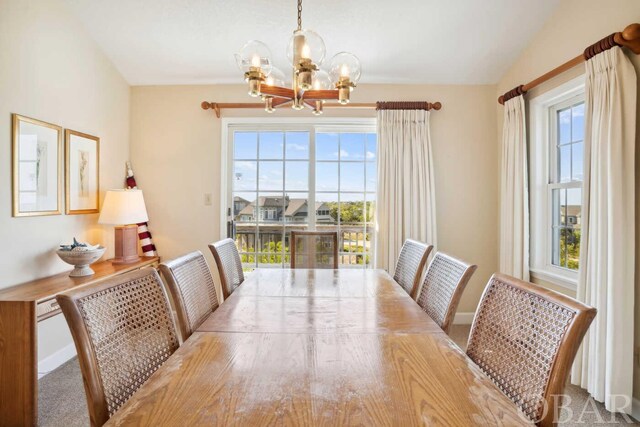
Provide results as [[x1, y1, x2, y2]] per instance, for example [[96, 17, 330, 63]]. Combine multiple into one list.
[[36, 298, 61, 321]]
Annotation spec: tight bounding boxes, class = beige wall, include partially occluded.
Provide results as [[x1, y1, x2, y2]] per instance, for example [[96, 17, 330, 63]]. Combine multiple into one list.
[[0, 0, 130, 361], [495, 0, 640, 398], [130, 83, 499, 314]]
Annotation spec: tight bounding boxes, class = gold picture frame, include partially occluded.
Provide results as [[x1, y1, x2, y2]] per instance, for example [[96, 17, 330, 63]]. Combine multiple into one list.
[[65, 129, 100, 214], [12, 114, 63, 217]]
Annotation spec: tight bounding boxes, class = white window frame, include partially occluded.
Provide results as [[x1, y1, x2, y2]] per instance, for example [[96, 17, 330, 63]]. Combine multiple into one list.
[[529, 76, 585, 290], [220, 117, 377, 266]]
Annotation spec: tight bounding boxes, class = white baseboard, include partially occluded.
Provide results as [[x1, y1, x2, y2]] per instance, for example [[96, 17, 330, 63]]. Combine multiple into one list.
[[38, 343, 76, 379], [453, 312, 475, 325]]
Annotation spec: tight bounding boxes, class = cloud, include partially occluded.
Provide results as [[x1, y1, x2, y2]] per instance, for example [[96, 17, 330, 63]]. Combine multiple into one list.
[[287, 143, 307, 151], [366, 151, 375, 159], [333, 149, 349, 158]]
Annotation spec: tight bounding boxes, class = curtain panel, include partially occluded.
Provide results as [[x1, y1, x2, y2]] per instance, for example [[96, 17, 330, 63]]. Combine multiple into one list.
[[375, 109, 437, 272], [499, 95, 530, 280], [571, 46, 636, 414]]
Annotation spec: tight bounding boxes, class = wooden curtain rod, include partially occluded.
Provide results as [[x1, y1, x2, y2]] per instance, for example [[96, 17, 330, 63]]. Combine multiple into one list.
[[201, 100, 442, 118], [499, 23, 640, 104]]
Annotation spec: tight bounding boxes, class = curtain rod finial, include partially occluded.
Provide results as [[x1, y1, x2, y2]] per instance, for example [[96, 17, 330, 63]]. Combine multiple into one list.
[[616, 23, 640, 54], [498, 95, 505, 105], [432, 102, 442, 110]]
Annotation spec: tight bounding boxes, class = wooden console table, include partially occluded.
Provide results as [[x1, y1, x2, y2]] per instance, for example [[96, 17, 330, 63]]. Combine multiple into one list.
[[0, 256, 159, 427]]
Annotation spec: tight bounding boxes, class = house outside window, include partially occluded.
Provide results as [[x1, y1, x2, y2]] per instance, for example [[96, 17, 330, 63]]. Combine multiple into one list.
[[529, 76, 585, 289], [223, 119, 376, 271]]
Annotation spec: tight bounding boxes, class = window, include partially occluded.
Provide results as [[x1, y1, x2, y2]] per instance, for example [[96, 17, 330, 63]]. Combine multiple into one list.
[[549, 100, 584, 270], [224, 120, 376, 271], [529, 76, 585, 289]]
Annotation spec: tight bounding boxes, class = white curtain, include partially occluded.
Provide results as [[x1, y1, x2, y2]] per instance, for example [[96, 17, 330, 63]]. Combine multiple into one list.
[[375, 109, 437, 271], [571, 46, 636, 414], [499, 95, 529, 280]]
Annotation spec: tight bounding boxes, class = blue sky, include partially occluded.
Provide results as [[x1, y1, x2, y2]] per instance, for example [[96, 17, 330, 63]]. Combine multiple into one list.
[[557, 103, 584, 183], [233, 131, 376, 195]]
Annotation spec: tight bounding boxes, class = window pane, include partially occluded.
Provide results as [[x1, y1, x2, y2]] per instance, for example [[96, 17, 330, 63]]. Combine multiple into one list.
[[257, 229, 284, 267], [366, 162, 377, 192], [258, 161, 283, 190], [284, 193, 308, 225], [572, 142, 583, 181], [339, 194, 365, 225], [558, 108, 571, 144], [256, 192, 284, 223], [234, 161, 257, 191], [235, 229, 257, 271], [316, 193, 338, 229], [558, 145, 571, 183], [552, 188, 566, 226], [572, 103, 585, 142], [316, 162, 339, 191], [233, 192, 256, 222], [316, 133, 339, 160], [259, 132, 284, 159], [285, 161, 308, 191], [285, 132, 309, 159], [366, 133, 377, 161], [340, 133, 365, 160], [234, 132, 257, 159], [340, 162, 365, 192]]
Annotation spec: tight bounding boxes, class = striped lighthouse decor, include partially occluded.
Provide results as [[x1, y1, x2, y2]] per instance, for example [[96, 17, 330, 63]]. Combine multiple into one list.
[[125, 162, 158, 257]]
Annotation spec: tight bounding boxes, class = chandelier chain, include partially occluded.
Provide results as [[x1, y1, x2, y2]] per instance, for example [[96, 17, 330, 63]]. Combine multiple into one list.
[[297, 0, 302, 30]]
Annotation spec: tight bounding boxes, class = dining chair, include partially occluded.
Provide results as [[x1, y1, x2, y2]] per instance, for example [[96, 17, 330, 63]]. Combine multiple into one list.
[[415, 252, 477, 334], [208, 238, 245, 300], [56, 268, 179, 427], [466, 273, 596, 426], [290, 231, 339, 269], [159, 251, 220, 341], [393, 239, 433, 299]]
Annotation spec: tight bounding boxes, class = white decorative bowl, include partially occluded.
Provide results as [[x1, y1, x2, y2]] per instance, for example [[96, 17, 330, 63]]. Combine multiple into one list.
[[56, 247, 106, 277]]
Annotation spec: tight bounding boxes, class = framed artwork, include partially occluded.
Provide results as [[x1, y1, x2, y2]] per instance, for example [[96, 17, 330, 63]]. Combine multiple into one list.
[[12, 114, 63, 217], [65, 129, 100, 214]]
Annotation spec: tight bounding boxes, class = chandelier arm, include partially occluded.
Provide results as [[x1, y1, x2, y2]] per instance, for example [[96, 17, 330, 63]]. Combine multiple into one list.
[[272, 98, 293, 108], [303, 100, 317, 110], [302, 90, 340, 100], [260, 85, 295, 99], [297, 0, 302, 30]]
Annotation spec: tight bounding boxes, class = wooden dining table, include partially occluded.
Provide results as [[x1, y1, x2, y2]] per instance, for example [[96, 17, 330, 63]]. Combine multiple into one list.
[[106, 268, 531, 426]]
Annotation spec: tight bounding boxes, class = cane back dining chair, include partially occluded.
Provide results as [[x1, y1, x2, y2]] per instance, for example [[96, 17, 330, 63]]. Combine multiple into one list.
[[159, 251, 220, 341], [290, 231, 339, 269], [415, 252, 477, 334], [56, 268, 179, 427], [466, 273, 596, 426], [393, 239, 433, 299], [209, 238, 245, 300]]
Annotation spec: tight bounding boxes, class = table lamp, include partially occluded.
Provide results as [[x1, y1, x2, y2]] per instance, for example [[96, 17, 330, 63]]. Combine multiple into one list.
[[98, 189, 149, 264]]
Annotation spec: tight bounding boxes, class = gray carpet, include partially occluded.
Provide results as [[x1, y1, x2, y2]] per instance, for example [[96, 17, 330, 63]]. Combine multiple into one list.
[[38, 326, 638, 426]]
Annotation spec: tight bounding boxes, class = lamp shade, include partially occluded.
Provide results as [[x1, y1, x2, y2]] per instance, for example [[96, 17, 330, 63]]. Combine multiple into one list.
[[98, 189, 149, 225]]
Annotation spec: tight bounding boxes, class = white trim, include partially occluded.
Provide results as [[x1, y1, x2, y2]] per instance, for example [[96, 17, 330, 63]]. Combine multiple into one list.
[[38, 343, 76, 379], [529, 75, 585, 291], [453, 312, 475, 325], [530, 269, 578, 292]]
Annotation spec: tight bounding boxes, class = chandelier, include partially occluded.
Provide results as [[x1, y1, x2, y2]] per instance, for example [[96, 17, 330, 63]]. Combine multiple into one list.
[[235, 0, 361, 115]]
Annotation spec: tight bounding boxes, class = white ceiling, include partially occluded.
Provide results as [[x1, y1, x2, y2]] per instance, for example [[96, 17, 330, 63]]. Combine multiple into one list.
[[62, 0, 559, 86]]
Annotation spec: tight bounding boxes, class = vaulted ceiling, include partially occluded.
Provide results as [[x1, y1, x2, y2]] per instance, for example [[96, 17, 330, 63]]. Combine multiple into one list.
[[62, 0, 559, 85]]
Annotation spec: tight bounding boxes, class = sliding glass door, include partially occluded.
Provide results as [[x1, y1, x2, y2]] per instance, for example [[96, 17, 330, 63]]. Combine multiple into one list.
[[226, 122, 376, 271]]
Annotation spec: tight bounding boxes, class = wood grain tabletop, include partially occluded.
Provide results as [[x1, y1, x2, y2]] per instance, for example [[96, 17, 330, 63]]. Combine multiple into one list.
[[105, 269, 531, 426]]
